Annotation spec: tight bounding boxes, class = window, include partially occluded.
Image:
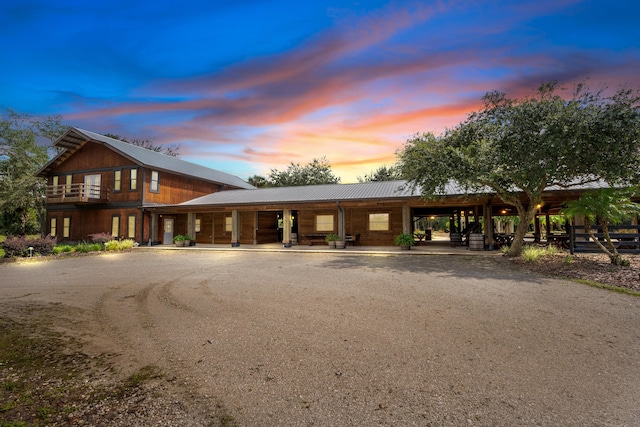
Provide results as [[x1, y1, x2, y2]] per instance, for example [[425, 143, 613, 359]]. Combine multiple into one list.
[[316, 214, 334, 232], [195, 218, 201, 233], [225, 216, 232, 232], [65, 175, 72, 194], [150, 170, 159, 192], [127, 215, 136, 239], [50, 217, 57, 237], [83, 174, 101, 198], [114, 170, 122, 192], [111, 215, 120, 238], [369, 213, 390, 231], [130, 168, 138, 191], [52, 176, 59, 195], [63, 217, 71, 238]]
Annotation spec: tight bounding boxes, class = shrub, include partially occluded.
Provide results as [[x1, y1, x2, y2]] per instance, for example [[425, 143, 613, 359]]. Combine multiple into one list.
[[520, 245, 561, 263], [89, 232, 113, 244], [104, 239, 135, 251], [74, 242, 103, 253], [394, 233, 414, 247], [53, 244, 74, 255], [1, 235, 57, 258]]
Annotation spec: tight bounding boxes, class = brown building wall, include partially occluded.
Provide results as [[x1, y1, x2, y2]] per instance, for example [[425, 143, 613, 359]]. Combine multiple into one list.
[[143, 169, 222, 205], [46, 208, 145, 243]]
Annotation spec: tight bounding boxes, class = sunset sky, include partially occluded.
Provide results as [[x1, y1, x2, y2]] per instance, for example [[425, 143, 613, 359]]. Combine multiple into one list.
[[1, 0, 639, 183]]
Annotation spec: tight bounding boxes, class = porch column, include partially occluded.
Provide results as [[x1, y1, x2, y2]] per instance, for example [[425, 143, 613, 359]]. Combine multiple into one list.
[[337, 204, 345, 238], [149, 213, 158, 246], [402, 204, 411, 234], [187, 212, 195, 240], [253, 212, 258, 245], [484, 202, 494, 250], [282, 209, 292, 244], [231, 210, 240, 245]]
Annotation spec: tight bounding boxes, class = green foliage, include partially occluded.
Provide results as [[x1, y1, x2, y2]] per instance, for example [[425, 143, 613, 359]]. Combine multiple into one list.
[[520, 245, 560, 262], [247, 174, 269, 188], [562, 187, 640, 265], [52, 244, 74, 254], [324, 233, 340, 242], [74, 242, 103, 253], [357, 165, 401, 183], [104, 239, 135, 251], [0, 109, 68, 235], [173, 234, 193, 242], [394, 233, 415, 246], [398, 81, 640, 257], [267, 157, 340, 187]]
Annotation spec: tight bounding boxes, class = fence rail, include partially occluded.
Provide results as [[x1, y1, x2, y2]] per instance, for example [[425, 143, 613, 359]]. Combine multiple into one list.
[[45, 183, 109, 203], [569, 225, 640, 254]]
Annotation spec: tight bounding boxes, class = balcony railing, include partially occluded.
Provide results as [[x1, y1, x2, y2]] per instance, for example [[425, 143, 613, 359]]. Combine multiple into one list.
[[45, 184, 110, 203]]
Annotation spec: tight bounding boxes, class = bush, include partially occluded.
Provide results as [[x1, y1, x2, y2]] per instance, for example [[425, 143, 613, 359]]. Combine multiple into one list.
[[520, 245, 561, 263], [89, 232, 113, 244], [104, 239, 135, 251], [74, 242, 103, 253], [1, 235, 57, 258], [52, 244, 74, 255]]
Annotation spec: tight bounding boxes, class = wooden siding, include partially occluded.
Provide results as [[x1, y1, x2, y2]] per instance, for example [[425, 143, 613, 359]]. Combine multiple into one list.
[[257, 211, 279, 244], [52, 142, 138, 172], [143, 169, 222, 205], [46, 208, 143, 242]]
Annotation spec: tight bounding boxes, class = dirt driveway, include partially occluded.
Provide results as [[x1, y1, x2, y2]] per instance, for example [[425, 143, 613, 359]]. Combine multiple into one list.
[[1, 249, 639, 426]]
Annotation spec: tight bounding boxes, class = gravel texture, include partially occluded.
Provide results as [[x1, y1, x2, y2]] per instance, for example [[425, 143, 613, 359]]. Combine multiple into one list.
[[1, 250, 639, 426]]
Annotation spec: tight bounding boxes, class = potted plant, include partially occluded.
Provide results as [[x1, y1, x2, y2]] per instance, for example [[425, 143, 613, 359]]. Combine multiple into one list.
[[325, 233, 340, 249], [173, 234, 188, 247], [335, 235, 346, 249], [394, 233, 414, 250]]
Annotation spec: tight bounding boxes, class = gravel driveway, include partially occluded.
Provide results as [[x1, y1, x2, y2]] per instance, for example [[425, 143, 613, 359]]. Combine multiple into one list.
[[1, 249, 639, 426]]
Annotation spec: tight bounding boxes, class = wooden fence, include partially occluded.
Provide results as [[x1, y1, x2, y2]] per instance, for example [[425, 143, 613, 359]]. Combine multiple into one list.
[[569, 225, 640, 254]]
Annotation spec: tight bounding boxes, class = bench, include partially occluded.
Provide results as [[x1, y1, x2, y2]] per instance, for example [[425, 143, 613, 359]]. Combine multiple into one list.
[[306, 234, 327, 246]]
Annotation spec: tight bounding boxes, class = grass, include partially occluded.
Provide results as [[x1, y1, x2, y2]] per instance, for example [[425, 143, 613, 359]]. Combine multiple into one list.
[[520, 244, 561, 262]]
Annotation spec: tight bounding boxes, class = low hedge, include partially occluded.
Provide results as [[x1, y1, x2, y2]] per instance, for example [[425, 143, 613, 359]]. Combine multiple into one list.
[[2, 235, 57, 258]]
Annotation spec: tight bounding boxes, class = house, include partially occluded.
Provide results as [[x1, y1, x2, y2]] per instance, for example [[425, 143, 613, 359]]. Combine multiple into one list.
[[36, 128, 254, 243]]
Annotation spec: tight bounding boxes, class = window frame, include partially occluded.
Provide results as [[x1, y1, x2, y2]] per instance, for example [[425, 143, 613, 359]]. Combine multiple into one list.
[[111, 215, 120, 238], [368, 212, 390, 231], [50, 217, 57, 237], [65, 174, 72, 194], [315, 214, 334, 232], [114, 170, 122, 192], [130, 168, 138, 191], [224, 216, 232, 232], [127, 215, 136, 239], [62, 217, 71, 238], [52, 176, 59, 195], [195, 218, 201, 233], [150, 170, 159, 193]]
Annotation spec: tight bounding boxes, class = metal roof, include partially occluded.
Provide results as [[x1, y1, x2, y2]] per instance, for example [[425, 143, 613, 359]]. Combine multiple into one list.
[[180, 180, 426, 206], [37, 128, 255, 190]]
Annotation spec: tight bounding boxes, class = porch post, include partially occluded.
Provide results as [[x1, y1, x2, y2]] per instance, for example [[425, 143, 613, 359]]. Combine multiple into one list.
[[485, 201, 494, 250], [402, 204, 411, 234], [187, 212, 195, 240], [253, 211, 258, 245], [149, 212, 158, 246], [283, 209, 292, 244], [231, 210, 240, 245]]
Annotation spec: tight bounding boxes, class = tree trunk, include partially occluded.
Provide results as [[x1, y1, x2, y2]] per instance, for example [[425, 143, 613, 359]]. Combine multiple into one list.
[[507, 203, 538, 257]]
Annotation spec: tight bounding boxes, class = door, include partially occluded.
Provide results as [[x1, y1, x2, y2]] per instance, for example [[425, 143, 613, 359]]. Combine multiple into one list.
[[83, 174, 101, 198], [163, 218, 174, 244]]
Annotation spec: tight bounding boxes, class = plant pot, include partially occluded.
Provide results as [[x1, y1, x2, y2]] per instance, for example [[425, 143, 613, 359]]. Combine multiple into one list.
[[184, 240, 192, 247], [335, 240, 346, 249], [327, 241, 336, 249], [174, 241, 185, 247], [400, 245, 411, 250]]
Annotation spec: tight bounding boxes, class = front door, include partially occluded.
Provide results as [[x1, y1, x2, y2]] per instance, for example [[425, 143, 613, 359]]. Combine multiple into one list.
[[163, 218, 174, 245]]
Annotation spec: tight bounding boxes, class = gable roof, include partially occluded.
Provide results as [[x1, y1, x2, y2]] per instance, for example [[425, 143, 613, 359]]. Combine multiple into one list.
[[36, 127, 255, 190]]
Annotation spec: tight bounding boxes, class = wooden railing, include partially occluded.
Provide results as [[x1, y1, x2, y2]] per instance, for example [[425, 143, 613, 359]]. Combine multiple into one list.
[[569, 225, 640, 254], [45, 183, 110, 203]]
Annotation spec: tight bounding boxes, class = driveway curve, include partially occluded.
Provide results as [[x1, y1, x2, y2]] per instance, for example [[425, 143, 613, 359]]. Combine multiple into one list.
[[1, 250, 639, 426]]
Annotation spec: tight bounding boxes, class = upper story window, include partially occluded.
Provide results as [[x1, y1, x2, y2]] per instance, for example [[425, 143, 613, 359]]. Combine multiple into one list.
[[130, 168, 138, 191], [114, 170, 122, 192], [369, 213, 390, 231], [65, 174, 72, 194], [51, 176, 59, 195], [316, 214, 334, 232], [150, 170, 159, 193]]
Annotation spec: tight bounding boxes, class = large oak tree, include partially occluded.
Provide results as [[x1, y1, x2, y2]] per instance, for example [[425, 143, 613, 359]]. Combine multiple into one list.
[[398, 82, 640, 256]]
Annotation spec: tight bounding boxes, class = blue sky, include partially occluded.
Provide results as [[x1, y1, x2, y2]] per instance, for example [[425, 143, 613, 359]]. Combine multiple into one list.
[[1, 0, 639, 182]]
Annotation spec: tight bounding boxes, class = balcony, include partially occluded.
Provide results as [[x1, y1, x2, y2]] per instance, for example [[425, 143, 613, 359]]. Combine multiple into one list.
[[46, 184, 110, 204]]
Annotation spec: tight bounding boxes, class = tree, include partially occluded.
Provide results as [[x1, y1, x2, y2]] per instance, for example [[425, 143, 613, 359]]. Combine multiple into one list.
[[562, 188, 640, 265], [0, 109, 67, 235], [247, 175, 269, 188], [267, 157, 340, 187], [357, 165, 401, 183], [104, 133, 181, 157], [398, 82, 640, 256]]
